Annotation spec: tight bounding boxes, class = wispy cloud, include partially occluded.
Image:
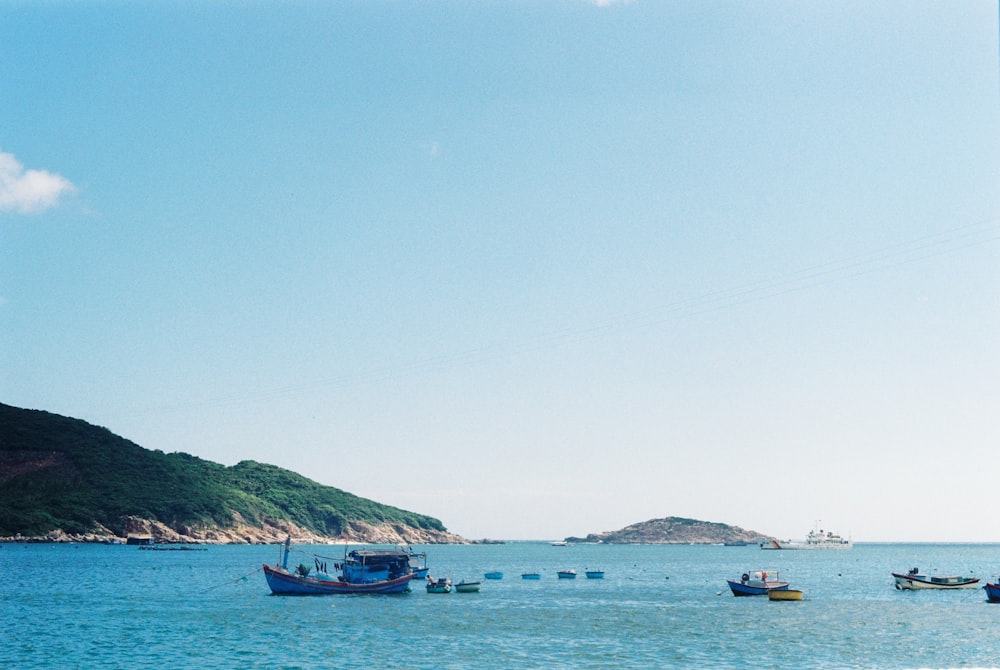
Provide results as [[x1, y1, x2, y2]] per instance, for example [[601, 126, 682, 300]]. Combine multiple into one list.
[[0, 150, 77, 214], [421, 141, 441, 159], [591, 0, 633, 7]]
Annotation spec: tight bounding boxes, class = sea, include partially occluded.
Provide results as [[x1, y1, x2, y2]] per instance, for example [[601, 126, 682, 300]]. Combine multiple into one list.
[[3, 541, 1000, 669]]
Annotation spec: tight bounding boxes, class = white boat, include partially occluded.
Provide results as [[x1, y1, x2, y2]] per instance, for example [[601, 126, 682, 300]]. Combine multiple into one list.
[[892, 568, 979, 590], [761, 525, 851, 550]]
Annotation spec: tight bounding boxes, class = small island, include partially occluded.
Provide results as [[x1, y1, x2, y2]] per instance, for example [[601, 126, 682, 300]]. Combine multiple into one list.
[[565, 516, 771, 545]]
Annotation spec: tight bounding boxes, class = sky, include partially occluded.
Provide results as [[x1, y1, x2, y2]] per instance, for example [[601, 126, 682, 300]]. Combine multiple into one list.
[[2, 1, 998, 543]]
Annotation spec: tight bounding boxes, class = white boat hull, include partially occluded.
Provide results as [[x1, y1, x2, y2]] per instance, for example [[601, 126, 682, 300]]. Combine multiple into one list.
[[892, 573, 979, 590]]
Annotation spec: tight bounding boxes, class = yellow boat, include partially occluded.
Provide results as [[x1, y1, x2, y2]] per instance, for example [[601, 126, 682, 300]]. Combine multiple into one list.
[[768, 588, 803, 601]]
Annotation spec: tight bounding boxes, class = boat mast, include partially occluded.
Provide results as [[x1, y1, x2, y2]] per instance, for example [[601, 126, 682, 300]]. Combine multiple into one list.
[[280, 535, 291, 570]]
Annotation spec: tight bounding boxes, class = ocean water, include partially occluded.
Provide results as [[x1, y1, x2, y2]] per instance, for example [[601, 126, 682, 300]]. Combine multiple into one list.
[[3, 541, 999, 669]]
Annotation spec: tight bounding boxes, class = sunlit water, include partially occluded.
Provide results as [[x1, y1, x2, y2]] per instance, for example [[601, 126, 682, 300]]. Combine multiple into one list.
[[3, 542, 999, 668]]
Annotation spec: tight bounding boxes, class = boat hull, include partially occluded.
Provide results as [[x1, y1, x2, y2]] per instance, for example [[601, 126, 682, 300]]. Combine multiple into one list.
[[263, 564, 413, 595], [455, 582, 481, 593], [727, 579, 790, 596], [557, 571, 577, 579], [984, 583, 1000, 603], [892, 573, 980, 590], [768, 589, 803, 601], [484, 572, 503, 580], [522, 573, 541, 580], [426, 585, 452, 594], [585, 571, 604, 579]]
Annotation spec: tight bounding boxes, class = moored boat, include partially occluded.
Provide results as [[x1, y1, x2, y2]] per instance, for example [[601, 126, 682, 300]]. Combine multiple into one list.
[[407, 549, 429, 580], [522, 572, 541, 580], [484, 571, 504, 580], [557, 569, 577, 579], [768, 588, 803, 601], [892, 568, 979, 590], [263, 537, 414, 595], [585, 570, 604, 579], [727, 569, 790, 596], [426, 576, 452, 594], [983, 581, 1000, 603], [455, 580, 481, 593]]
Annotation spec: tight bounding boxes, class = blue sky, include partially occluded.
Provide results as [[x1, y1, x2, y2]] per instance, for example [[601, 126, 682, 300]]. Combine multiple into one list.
[[2, 0, 998, 542]]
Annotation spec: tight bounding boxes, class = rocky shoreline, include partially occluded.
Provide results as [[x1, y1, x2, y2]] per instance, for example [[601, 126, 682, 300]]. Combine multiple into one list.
[[1, 516, 468, 545]]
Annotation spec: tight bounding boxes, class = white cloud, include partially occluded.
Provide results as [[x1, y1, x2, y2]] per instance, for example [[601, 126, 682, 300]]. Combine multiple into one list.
[[420, 141, 441, 158], [0, 150, 77, 214], [591, 0, 633, 7]]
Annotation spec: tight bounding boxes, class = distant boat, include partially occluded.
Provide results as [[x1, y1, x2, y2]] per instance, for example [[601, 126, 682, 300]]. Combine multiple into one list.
[[984, 581, 1000, 603], [426, 576, 452, 594], [263, 537, 414, 595], [892, 568, 979, 590], [550, 541, 568, 546], [407, 549, 429, 580], [761, 525, 851, 550], [768, 588, 803, 601], [585, 570, 605, 579], [455, 580, 481, 593], [522, 572, 541, 580], [484, 571, 504, 580], [727, 569, 791, 596], [557, 569, 577, 579]]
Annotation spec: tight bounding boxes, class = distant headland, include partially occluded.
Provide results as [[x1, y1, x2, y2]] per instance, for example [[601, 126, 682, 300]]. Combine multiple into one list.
[[0, 403, 465, 545]]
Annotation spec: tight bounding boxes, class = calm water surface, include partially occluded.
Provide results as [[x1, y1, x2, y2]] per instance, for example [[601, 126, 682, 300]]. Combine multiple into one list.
[[3, 542, 1000, 668]]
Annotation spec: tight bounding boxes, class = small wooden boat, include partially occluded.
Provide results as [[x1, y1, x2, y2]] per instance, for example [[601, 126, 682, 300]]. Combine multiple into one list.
[[726, 569, 790, 596], [585, 570, 605, 579], [557, 569, 577, 579], [983, 582, 1000, 603], [455, 580, 481, 593], [892, 568, 979, 590], [521, 572, 541, 580], [426, 576, 452, 594], [768, 588, 803, 601], [484, 571, 504, 580]]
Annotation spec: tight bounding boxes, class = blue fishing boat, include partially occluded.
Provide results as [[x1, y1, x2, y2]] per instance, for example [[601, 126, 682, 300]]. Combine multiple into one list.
[[984, 581, 1000, 603], [557, 569, 577, 579], [726, 569, 790, 596], [522, 572, 541, 580], [585, 570, 605, 579], [263, 537, 414, 595], [484, 571, 504, 580]]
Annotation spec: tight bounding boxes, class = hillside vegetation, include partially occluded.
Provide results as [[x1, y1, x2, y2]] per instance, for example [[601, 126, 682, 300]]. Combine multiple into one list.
[[0, 403, 459, 543]]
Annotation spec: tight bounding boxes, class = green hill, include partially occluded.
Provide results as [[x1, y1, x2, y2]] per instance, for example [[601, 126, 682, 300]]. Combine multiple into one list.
[[0, 403, 460, 543]]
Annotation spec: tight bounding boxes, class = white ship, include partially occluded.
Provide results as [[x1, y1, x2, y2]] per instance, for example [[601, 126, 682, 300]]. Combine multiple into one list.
[[760, 525, 852, 550]]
